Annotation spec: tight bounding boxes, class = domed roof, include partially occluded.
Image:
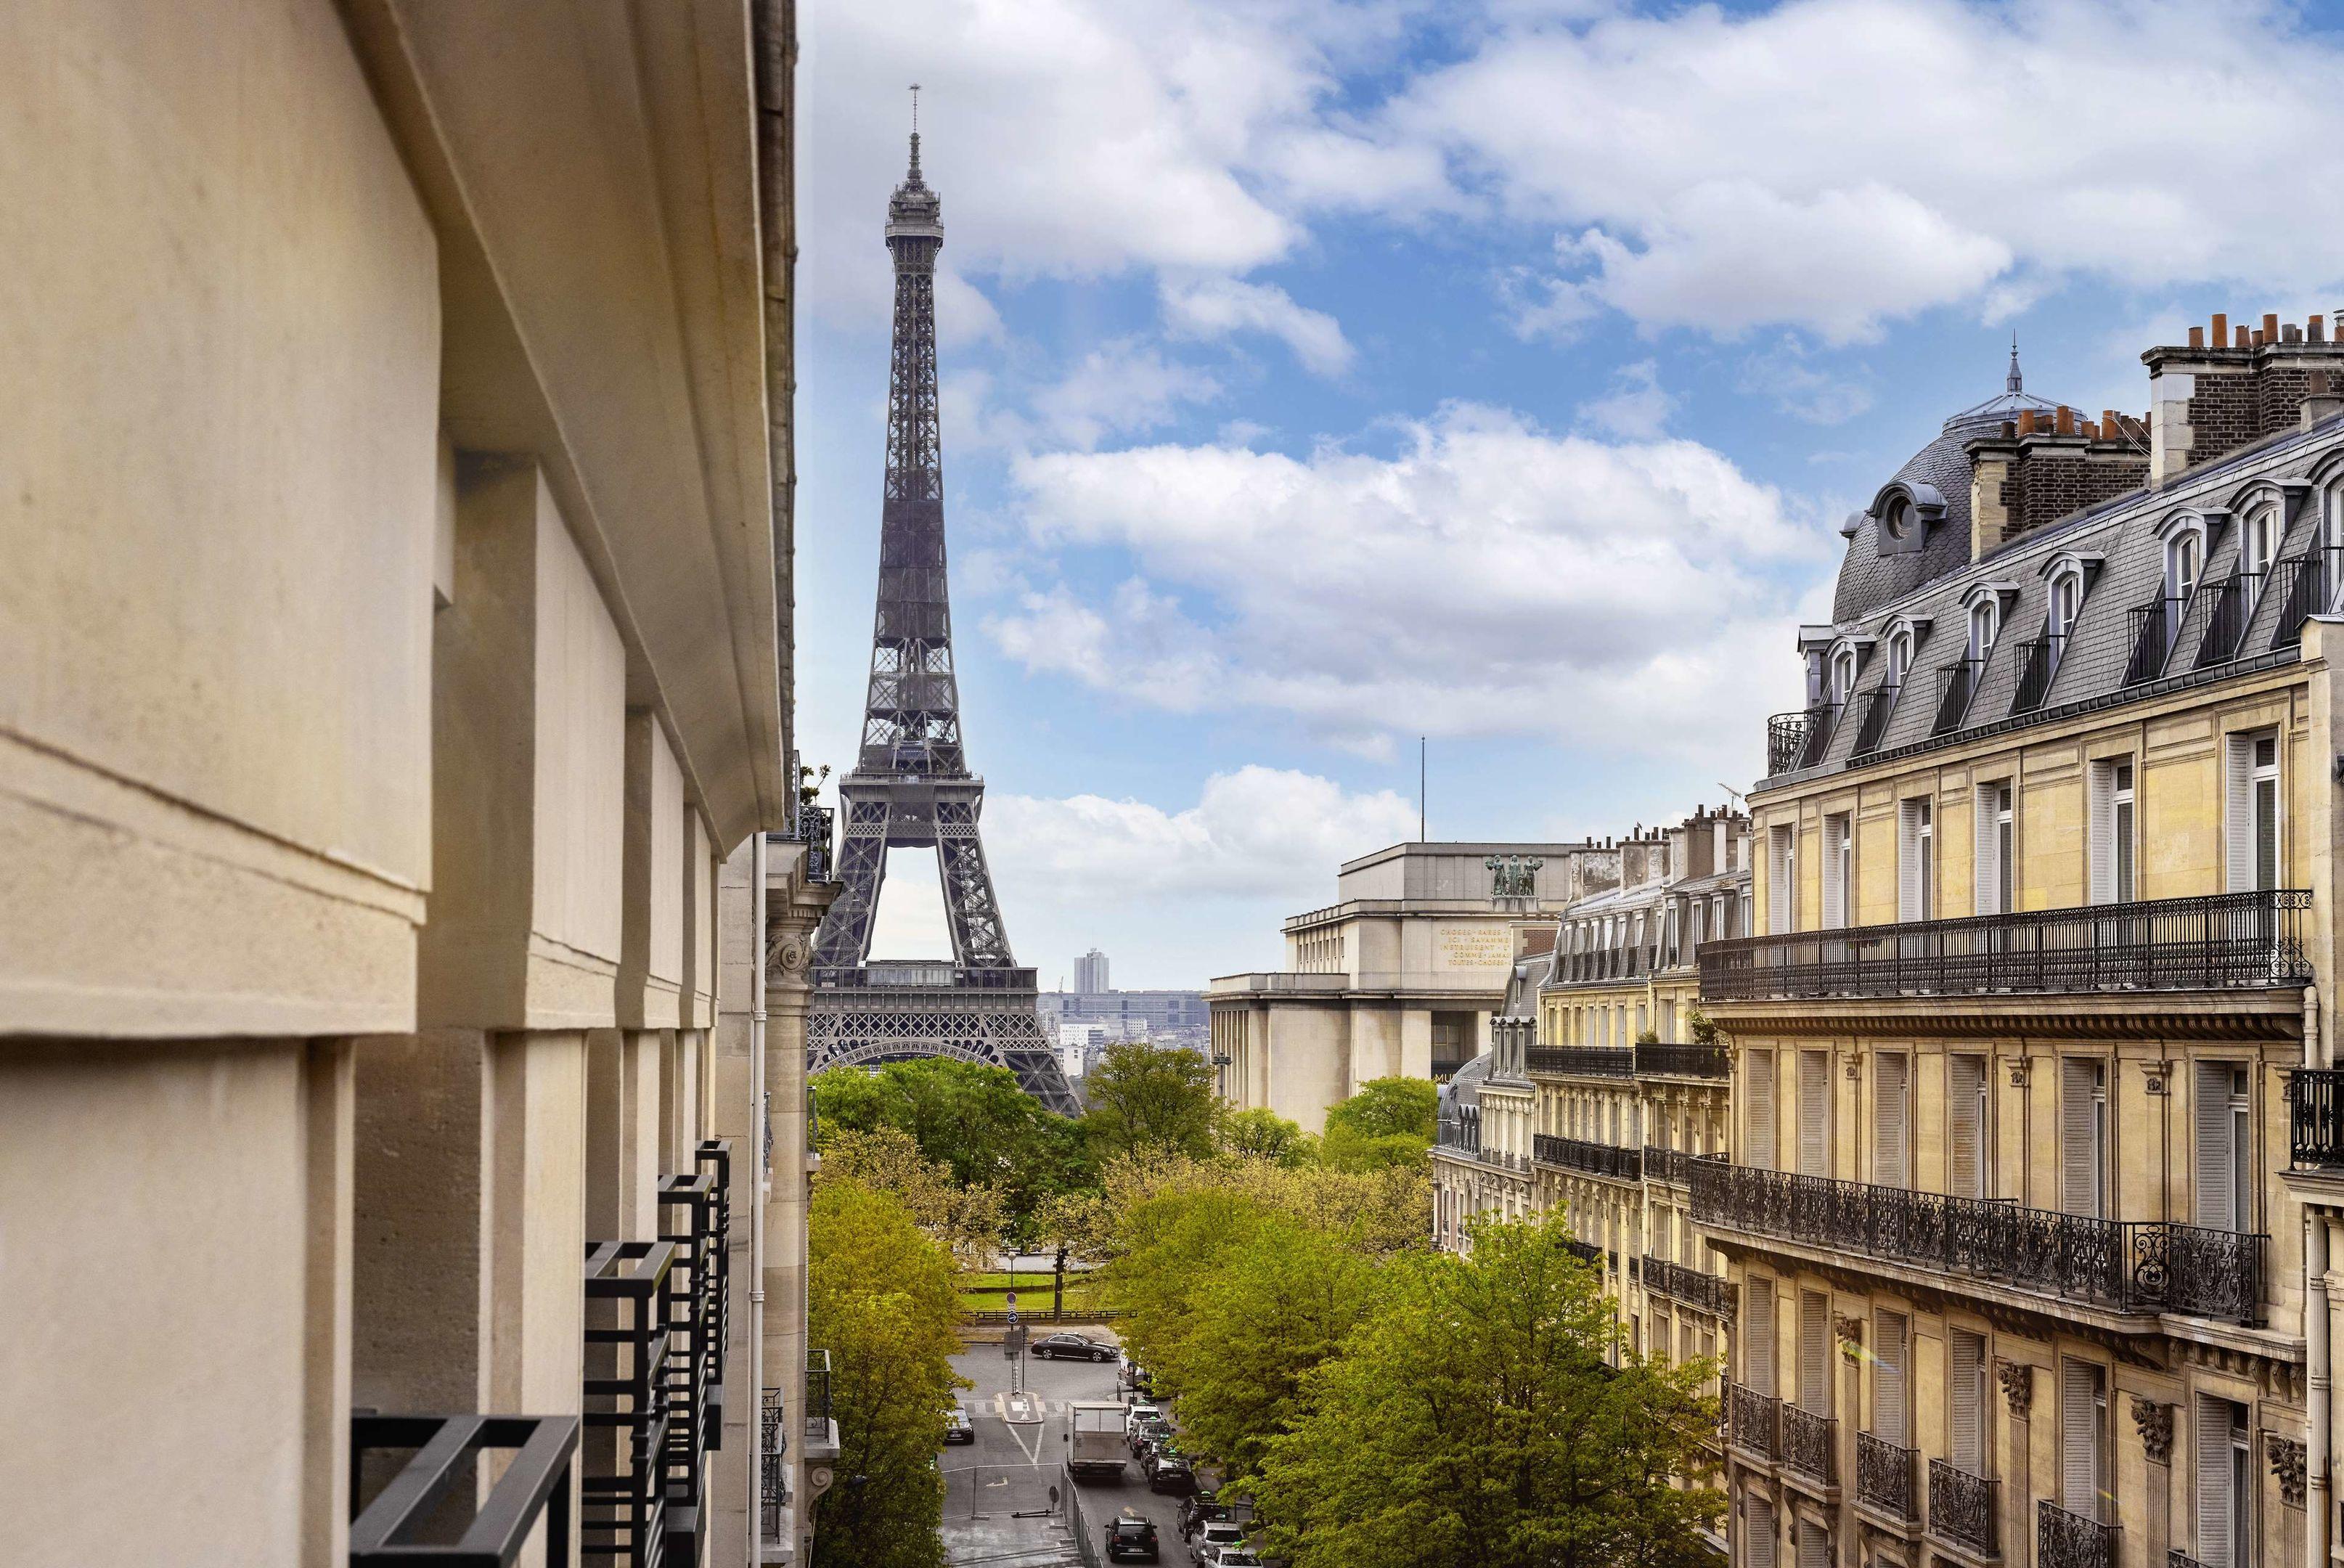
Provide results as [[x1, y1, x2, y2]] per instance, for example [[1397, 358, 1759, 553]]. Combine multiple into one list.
[[1438, 1050, 1495, 1119]]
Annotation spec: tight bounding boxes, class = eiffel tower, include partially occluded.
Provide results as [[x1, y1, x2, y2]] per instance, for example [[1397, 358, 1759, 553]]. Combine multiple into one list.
[[807, 123, 1080, 1115]]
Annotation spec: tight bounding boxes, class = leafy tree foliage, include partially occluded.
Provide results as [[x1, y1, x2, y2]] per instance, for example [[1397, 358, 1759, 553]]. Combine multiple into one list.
[[1220, 1106, 1316, 1167], [1253, 1212, 1722, 1568], [1081, 1041, 1218, 1161], [817, 1125, 1005, 1263], [1320, 1075, 1438, 1170], [808, 1181, 968, 1568]]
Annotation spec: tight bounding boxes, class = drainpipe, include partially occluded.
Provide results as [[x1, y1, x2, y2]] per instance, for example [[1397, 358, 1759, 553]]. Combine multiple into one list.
[[2308, 995, 2329, 1568], [748, 830, 769, 1557]]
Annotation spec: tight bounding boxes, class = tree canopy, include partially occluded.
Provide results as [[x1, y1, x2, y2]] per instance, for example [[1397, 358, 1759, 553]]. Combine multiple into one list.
[[1320, 1076, 1439, 1170], [1219, 1106, 1316, 1167], [1080, 1041, 1218, 1161]]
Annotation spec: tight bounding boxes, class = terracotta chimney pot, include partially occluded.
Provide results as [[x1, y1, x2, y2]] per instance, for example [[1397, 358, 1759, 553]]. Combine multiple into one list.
[[2189, 326, 2205, 348], [2054, 405, 2075, 435], [2017, 409, 2038, 435], [2213, 311, 2229, 343], [2263, 312, 2280, 340]]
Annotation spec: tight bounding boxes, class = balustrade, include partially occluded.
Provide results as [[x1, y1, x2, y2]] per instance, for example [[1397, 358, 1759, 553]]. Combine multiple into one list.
[[1928, 1460, 1998, 1555], [1726, 1381, 1778, 1461], [2038, 1499, 2118, 1568], [1532, 1134, 1643, 1183], [1779, 1406, 1837, 1485], [1855, 1432, 1918, 1522], [2288, 1069, 2344, 1167]]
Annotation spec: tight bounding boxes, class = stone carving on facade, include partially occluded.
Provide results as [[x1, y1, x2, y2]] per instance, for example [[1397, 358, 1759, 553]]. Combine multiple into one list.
[[1996, 1358, 2033, 1416], [2269, 1434, 2308, 1508], [1834, 1312, 1864, 1363], [1487, 854, 1543, 903], [2129, 1396, 2173, 1464]]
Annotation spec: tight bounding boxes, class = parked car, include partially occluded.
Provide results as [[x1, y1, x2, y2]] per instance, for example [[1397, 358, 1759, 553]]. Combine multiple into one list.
[[1179, 1495, 1230, 1540], [1127, 1412, 1172, 1449], [1191, 1522, 1246, 1564], [1146, 1450, 1197, 1495], [1124, 1398, 1164, 1430], [1105, 1514, 1161, 1563], [942, 1405, 974, 1445], [1033, 1331, 1115, 1362], [1211, 1552, 1261, 1567]]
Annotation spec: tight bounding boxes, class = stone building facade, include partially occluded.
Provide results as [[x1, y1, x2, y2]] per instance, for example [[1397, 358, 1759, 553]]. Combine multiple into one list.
[[1, 4, 828, 1564]]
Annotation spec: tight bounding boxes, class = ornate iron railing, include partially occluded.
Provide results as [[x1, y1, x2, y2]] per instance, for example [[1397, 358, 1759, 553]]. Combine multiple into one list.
[[1526, 1047, 1633, 1077], [1637, 1042, 1731, 1077], [783, 802, 836, 883], [1644, 1146, 1693, 1186], [1554, 947, 1654, 983], [2270, 547, 2337, 649], [1933, 656, 1985, 735], [2290, 1069, 2344, 1167], [1780, 1406, 1837, 1485], [1690, 1159, 2264, 1323], [1850, 685, 1900, 754], [1768, 710, 1820, 775], [1929, 1460, 1998, 1555], [2125, 592, 2189, 685], [759, 1387, 785, 1543], [1532, 1134, 1643, 1183], [2009, 635, 2057, 715], [1726, 1382, 1778, 1461], [1562, 1236, 1605, 1267], [2168, 1552, 2215, 1568], [2194, 571, 2264, 667], [2038, 1498, 2117, 1568], [804, 1349, 833, 1447], [1698, 889, 2311, 1003], [351, 1413, 580, 1567], [1855, 1432, 1919, 1522], [1642, 1255, 1736, 1318]]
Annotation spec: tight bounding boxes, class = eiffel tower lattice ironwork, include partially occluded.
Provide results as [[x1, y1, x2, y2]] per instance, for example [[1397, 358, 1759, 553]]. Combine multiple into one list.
[[807, 126, 1079, 1115]]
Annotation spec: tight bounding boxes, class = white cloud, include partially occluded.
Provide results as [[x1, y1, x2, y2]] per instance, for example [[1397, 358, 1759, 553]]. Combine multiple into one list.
[[1577, 359, 1675, 438], [987, 767, 1419, 902], [1740, 340, 1875, 427], [989, 403, 1825, 769], [1161, 277, 1356, 376], [1029, 342, 1223, 451]]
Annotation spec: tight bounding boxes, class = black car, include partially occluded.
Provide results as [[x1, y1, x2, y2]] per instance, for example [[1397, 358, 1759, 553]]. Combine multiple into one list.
[[1147, 1449, 1197, 1495], [1032, 1332, 1114, 1362], [1106, 1515, 1161, 1563], [1179, 1495, 1230, 1539], [942, 1405, 973, 1445]]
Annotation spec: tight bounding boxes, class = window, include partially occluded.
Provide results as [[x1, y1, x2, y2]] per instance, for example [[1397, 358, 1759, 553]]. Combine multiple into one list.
[[1948, 1054, 1990, 1199], [1874, 1310, 1909, 1444], [1798, 1291, 1831, 1415], [1898, 797, 1934, 920], [2049, 566, 2083, 647], [1822, 812, 1852, 929], [2194, 1061, 2253, 1233], [1829, 646, 1858, 710], [2167, 525, 2205, 605], [1659, 1000, 1676, 1042], [2194, 1393, 2253, 1568], [1768, 825, 1797, 933], [2061, 1058, 2111, 1219], [2089, 758, 2136, 905], [2060, 1357, 2109, 1523], [1976, 780, 2014, 915], [2242, 507, 2279, 589], [1968, 597, 1999, 661], [1873, 1052, 1910, 1187], [1886, 626, 1913, 690], [2226, 730, 2280, 892], [1948, 1328, 1989, 1471], [1747, 1050, 1777, 1170], [1744, 1493, 1777, 1568], [1797, 1048, 1830, 1177]]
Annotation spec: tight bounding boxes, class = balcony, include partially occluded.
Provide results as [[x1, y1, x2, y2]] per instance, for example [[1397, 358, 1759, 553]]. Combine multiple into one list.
[[2038, 1500, 2118, 1568], [1933, 656, 1985, 735], [1780, 1405, 1838, 1487], [1929, 1461, 1999, 1556], [2009, 636, 2057, 716], [1768, 709, 1831, 775], [1526, 1047, 1632, 1077], [804, 1349, 839, 1463], [2287, 1069, 2344, 1167], [759, 1387, 787, 1548], [1850, 686, 1900, 756], [1644, 1146, 1693, 1186], [2269, 547, 2336, 649], [2194, 571, 2263, 668], [780, 802, 835, 883], [2124, 592, 2188, 685], [351, 1413, 580, 1567], [1855, 1432, 1919, 1524], [1638, 1043, 1729, 1078], [1691, 1160, 2264, 1325], [584, 1240, 679, 1567], [1641, 1254, 1736, 1318], [1725, 1381, 1778, 1461], [1698, 889, 2311, 1004], [1532, 1134, 1643, 1183]]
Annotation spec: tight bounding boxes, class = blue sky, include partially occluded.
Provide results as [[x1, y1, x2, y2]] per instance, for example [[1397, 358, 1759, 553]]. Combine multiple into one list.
[[791, 0, 2344, 987]]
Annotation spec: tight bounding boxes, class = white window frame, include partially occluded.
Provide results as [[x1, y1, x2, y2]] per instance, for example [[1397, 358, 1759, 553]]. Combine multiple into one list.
[[2088, 756, 2136, 905], [1768, 825, 1797, 934], [1828, 645, 1858, 711], [1822, 812, 1852, 930], [1976, 780, 2014, 915], [1898, 796, 1934, 922], [1967, 596, 1999, 661], [2225, 728, 2282, 894], [2165, 522, 2206, 640], [2241, 506, 2280, 600]]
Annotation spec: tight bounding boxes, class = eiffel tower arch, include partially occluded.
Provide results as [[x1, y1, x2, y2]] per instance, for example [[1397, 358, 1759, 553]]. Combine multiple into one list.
[[808, 127, 1079, 1116]]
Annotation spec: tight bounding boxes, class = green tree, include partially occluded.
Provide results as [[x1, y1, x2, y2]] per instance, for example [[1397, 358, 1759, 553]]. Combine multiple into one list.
[[1082, 1041, 1217, 1161], [1220, 1106, 1315, 1167], [808, 1180, 968, 1568], [1253, 1212, 1722, 1568], [817, 1125, 1005, 1264], [1320, 1075, 1438, 1171]]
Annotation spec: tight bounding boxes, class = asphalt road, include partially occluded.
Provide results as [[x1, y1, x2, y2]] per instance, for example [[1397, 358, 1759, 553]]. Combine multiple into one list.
[[941, 1334, 1198, 1568]]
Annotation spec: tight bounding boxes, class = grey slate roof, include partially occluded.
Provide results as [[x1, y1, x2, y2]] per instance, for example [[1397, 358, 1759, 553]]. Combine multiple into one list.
[[1831, 409, 2008, 623]]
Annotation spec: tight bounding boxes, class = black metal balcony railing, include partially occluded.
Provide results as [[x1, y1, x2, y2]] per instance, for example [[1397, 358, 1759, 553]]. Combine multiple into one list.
[[1780, 1405, 1838, 1485], [1555, 946, 1655, 984], [1726, 1383, 1779, 1460], [584, 1241, 679, 1567], [2038, 1499, 2118, 1568], [2269, 547, 2337, 650], [2168, 1552, 2216, 1568], [805, 1349, 834, 1447], [2009, 635, 2057, 716], [2125, 592, 2189, 685], [1637, 1042, 1730, 1077], [1699, 889, 2311, 1003], [2194, 571, 2263, 668], [351, 1413, 581, 1567], [2289, 1069, 2344, 1167], [1929, 1460, 1999, 1555], [696, 1138, 733, 1416], [1933, 656, 1985, 735], [1768, 710, 1819, 775], [1850, 685, 1900, 755], [1855, 1432, 1919, 1522], [1527, 1047, 1633, 1077], [656, 1170, 722, 1506], [1691, 1159, 2265, 1324], [1532, 1134, 1643, 1183], [783, 802, 836, 883], [1644, 1146, 1693, 1186], [1562, 1236, 1605, 1267], [759, 1387, 785, 1543], [1642, 1254, 1736, 1317]]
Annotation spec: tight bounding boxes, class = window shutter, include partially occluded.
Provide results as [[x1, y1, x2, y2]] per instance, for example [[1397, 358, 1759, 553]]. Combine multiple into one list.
[[2194, 1060, 2237, 1231], [1822, 815, 1846, 929], [1746, 1279, 1775, 1394], [1798, 1050, 1829, 1177], [2062, 1357, 2102, 1519], [2257, 773, 2279, 891], [1874, 1310, 1908, 1441], [1769, 826, 1792, 933], [1747, 1050, 1777, 1170], [1949, 1329, 1985, 1471], [2226, 733, 2255, 892], [2195, 1393, 2235, 1568], [1746, 1495, 1776, 1568], [1898, 800, 1922, 920], [1975, 785, 1998, 914], [1949, 1054, 1985, 1198], [2061, 1058, 2099, 1217], [1874, 1053, 1910, 1187], [1796, 1519, 1827, 1568], [1800, 1291, 1830, 1413], [2088, 761, 2115, 904]]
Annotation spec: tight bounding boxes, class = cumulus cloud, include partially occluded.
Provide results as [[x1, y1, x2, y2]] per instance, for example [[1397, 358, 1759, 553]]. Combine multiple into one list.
[[1161, 277, 1356, 376], [987, 404, 1824, 768], [1030, 342, 1223, 451], [1577, 359, 1675, 438]]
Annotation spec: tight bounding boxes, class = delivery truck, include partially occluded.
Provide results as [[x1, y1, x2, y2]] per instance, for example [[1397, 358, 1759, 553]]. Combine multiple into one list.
[[1068, 1401, 1128, 1481]]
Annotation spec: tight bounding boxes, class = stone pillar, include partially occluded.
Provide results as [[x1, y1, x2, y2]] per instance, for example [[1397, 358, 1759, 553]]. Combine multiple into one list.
[[2131, 1393, 2174, 1567], [1998, 1357, 2034, 1561]]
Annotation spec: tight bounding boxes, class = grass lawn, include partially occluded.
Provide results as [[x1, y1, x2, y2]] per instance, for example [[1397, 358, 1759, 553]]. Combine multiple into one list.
[[958, 1279, 1106, 1313]]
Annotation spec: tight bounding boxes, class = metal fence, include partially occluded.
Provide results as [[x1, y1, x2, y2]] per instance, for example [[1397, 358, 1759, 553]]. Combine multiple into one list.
[[804, 1349, 833, 1445]]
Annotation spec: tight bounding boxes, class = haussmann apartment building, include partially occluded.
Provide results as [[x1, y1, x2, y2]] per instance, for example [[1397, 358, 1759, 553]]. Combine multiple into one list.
[[1697, 319, 2344, 1568], [1, 4, 844, 1565]]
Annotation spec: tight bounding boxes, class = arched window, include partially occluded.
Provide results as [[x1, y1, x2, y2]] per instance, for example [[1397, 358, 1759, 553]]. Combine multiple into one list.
[[2049, 565, 2083, 647], [1886, 626, 1914, 690], [2165, 523, 2204, 604], [2242, 507, 2279, 584], [1967, 597, 1999, 662], [1829, 646, 1858, 709]]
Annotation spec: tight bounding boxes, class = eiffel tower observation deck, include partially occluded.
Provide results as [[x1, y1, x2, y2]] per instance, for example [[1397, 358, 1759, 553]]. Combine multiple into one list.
[[806, 122, 1079, 1114]]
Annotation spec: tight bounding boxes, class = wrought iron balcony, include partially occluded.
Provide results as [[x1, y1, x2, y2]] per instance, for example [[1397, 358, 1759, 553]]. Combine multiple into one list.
[[1726, 1382, 1778, 1460], [1779, 1405, 1837, 1486], [2194, 571, 2263, 667], [1642, 1255, 1736, 1318], [2125, 592, 2194, 685], [351, 1413, 580, 1567], [2168, 1553, 2216, 1568], [2269, 547, 2337, 649], [1929, 1461, 1998, 1556], [759, 1387, 786, 1543], [1562, 1236, 1605, 1267], [1532, 1134, 1643, 1183], [1637, 1042, 1730, 1077], [804, 1349, 838, 1461], [584, 1240, 679, 1567], [1855, 1432, 1919, 1523], [1690, 1160, 2264, 1324], [1768, 710, 1820, 775], [1933, 656, 1985, 735], [1644, 1146, 1693, 1186], [1526, 1047, 1632, 1077], [1698, 889, 2311, 1003], [2038, 1499, 2118, 1568], [2287, 1069, 2344, 1167], [1850, 685, 1900, 755], [2009, 636, 2057, 715], [781, 802, 836, 883]]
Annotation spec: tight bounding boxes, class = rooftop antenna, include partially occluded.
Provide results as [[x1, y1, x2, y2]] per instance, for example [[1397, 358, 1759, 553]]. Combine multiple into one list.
[[1419, 736, 1427, 842]]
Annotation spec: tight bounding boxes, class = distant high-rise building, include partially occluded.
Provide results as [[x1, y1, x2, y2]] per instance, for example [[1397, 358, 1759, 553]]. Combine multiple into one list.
[[1074, 947, 1110, 993]]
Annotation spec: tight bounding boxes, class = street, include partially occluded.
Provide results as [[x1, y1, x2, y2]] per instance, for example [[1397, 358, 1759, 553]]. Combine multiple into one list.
[[942, 1334, 1193, 1568]]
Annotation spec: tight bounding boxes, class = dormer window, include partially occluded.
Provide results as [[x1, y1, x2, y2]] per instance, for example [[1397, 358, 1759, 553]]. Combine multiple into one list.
[[1885, 626, 1914, 690], [2165, 526, 2203, 605], [1968, 597, 1998, 661], [1828, 646, 1858, 709], [2242, 506, 2279, 593], [1882, 495, 1914, 540], [2049, 566, 2083, 647]]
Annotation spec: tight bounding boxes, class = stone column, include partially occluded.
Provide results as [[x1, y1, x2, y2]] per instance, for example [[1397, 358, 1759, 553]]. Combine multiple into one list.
[[2131, 1394, 2174, 1567], [1997, 1357, 2034, 1561]]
